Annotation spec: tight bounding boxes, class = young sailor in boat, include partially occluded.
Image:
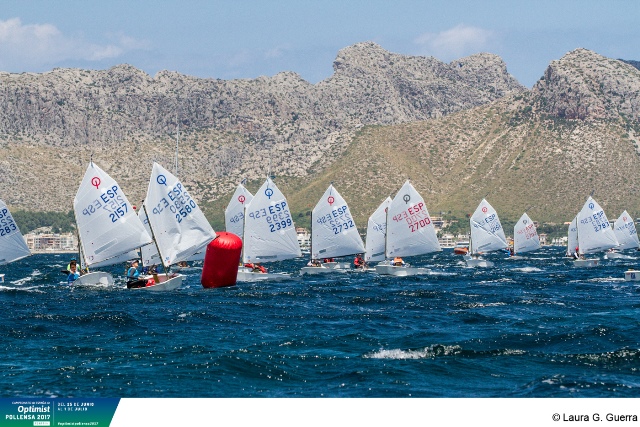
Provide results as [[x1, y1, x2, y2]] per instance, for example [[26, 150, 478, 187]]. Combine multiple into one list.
[[392, 257, 405, 266], [126, 260, 147, 289], [67, 261, 81, 284], [572, 246, 580, 260], [354, 254, 365, 269], [244, 263, 267, 273], [307, 259, 322, 267]]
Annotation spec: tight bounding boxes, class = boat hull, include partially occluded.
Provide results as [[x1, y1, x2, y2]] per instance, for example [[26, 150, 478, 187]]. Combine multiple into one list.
[[72, 271, 115, 286], [236, 269, 290, 282], [604, 252, 633, 260], [464, 255, 494, 268], [300, 265, 349, 275], [374, 263, 430, 276], [573, 258, 598, 267], [624, 270, 640, 281], [130, 273, 184, 291]]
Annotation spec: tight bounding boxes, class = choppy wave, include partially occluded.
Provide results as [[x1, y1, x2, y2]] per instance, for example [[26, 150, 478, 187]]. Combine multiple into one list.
[[1, 251, 639, 398]]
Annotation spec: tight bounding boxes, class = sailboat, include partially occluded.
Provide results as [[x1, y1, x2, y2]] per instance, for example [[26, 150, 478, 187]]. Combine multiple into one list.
[[238, 177, 301, 281], [606, 210, 638, 259], [73, 162, 153, 286], [364, 196, 392, 267], [566, 216, 578, 258], [571, 196, 618, 267], [136, 162, 216, 290], [512, 212, 541, 257], [465, 199, 508, 268], [0, 199, 32, 283], [375, 180, 441, 276], [300, 184, 365, 275], [225, 182, 254, 240]]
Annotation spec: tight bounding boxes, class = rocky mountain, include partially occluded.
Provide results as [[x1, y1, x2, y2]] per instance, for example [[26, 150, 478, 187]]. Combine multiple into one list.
[[0, 42, 523, 214], [2, 44, 639, 231], [267, 48, 640, 228]]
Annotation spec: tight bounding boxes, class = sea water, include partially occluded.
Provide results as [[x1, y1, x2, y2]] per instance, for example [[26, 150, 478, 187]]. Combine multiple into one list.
[[1, 247, 639, 398]]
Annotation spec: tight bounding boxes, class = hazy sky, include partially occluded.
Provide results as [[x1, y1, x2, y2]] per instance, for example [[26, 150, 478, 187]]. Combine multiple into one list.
[[1, 0, 637, 88]]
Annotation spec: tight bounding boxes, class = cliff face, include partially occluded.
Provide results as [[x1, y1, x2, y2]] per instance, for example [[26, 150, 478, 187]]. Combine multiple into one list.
[[533, 48, 640, 121], [0, 42, 524, 212], [3, 45, 639, 228]]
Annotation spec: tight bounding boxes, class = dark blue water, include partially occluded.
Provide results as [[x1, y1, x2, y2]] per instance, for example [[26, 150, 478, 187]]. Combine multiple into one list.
[[1, 248, 639, 398]]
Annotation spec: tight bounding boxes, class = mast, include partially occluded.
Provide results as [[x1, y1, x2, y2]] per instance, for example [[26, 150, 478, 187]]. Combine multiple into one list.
[[384, 201, 389, 261], [142, 202, 170, 277], [174, 122, 179, 176]]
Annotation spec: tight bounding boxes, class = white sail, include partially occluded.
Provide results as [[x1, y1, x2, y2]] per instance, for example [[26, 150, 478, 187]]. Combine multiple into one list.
[[469, 199, 508, 254], [365, 197, 392, 262], [311, 184, 365, 259], [513, 212, 541, 254], [567, 216, 578, 256], [576, 196, 618, 254], [385, 181, 441, 258], [74, 162, 152, 267], [225, 183, 253, 240], [613, 210, 639, 250], [138, 208, 161, 266], [0, 199, 31, 265], [243, 178, 301, 263], [144, 162, 215, 266]]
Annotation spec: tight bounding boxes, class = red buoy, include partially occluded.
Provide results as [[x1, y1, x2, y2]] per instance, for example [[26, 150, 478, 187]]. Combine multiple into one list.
[[201, 231, 242, 288]]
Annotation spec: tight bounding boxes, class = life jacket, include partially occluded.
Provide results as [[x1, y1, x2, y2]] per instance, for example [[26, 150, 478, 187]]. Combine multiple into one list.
[[257, 265, 267, 273], [244, 263, 254, 269]]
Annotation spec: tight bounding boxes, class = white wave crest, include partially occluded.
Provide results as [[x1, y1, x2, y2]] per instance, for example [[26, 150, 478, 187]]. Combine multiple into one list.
[[365, 345, 462, 359]]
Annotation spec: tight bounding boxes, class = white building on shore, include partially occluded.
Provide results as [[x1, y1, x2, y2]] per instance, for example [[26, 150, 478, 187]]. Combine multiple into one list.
[[24, 227, 77, 252]]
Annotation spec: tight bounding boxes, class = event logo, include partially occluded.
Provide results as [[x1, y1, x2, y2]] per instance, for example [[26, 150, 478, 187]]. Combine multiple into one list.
[[91, 177, 101, 189]]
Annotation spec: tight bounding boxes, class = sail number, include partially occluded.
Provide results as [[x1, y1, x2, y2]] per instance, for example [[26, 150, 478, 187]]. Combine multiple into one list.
[[229, 212, 244, 223], [80, 185, 129, 223], [616, 221, 636, 236], [477, 213, 501, 233], [580, 211, 610, 233], [0, 208, 18, 236], [152, 183, 197, 224], [315, 205, 355, 234], [516, 223, 537, 239], [392, 202, 432, 232], [248, 201, 293, 232]]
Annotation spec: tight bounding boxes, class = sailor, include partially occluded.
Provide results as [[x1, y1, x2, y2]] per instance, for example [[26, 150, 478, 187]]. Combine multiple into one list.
[[126, 260, 146, 289], [67, 261, 80, 284], [393, 256, 404, 266], [354, 254, 365, 269]]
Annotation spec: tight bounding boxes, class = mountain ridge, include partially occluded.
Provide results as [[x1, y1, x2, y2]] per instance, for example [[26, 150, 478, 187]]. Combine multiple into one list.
[[1, 44, 639, 232]]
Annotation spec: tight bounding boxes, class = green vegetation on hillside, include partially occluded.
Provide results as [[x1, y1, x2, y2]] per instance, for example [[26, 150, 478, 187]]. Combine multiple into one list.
[[12, 210, 76, 234]]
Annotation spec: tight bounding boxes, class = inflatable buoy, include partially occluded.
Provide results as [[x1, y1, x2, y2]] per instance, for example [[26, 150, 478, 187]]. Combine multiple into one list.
[[201, 232, 242, 288]]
